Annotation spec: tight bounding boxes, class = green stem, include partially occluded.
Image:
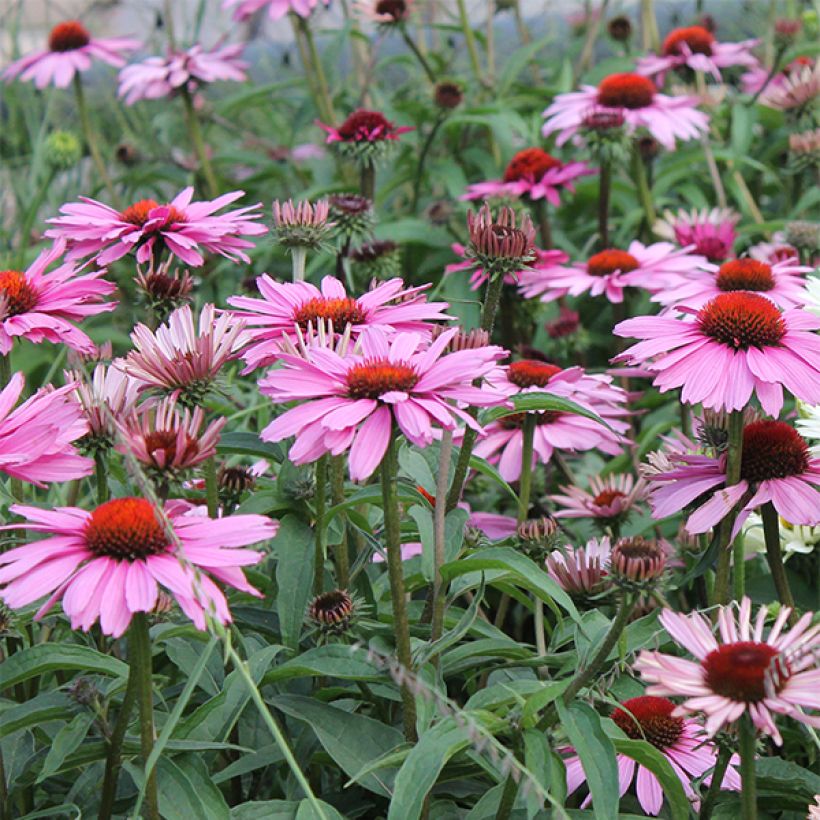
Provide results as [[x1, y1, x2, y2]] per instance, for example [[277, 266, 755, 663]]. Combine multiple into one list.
[[129, 613, 159, 820], [296, 16, 336, 125], [291, 246, 307, 283], [412, 114, 445, 213], [561, 593, 635, 704], [399, 24, 436, 83], [455, 0, 483, 83], [712, 412, 745, 607], [94, 452, 109, 505], [518, 415, 535, 523], [204, 455, 219, 519], [699, 744, 731, 820], [738, 714, 758, 820], [445, 272, 506, 512], [98, 670, 139, 820], [0, 355, 10, 390], [72, 75, 117, 205], [330, 455, 349, 589], [733, 530, 746, 602], [380, 436, 418, 742], [359, 161, 375, 201], [760, 501, 797, 623], [532, 198, 552, 249], [597, 159, 611, 249], [430, 430, 453, 652], [181, 86, 218, 198], [314, 456, 328, 596], [16, 167, 56, 264], [495, 771, 519, 820], [632, 149, 655, 236]]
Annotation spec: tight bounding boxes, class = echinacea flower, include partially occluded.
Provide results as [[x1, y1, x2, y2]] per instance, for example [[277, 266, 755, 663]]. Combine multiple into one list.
[[741, 56, 814, 96], [654, 207, 739, 263], [124, 304, 247, 405], [635, 597, 820, 744], [637, 26, 759, 82], [319, 108, 414, 144], [0, 373, 93, 485], [471, 360, 629, 481], [2, 20, 139, 90], [646, 419, 820, 535], [0, 497, 277, 637], [546, 537, 611, 594], [461, 148, 595, 206], [609, 536, 667, 584], [260, 327, 506, 481], [614, 292, 820, 416], [747, 231, 801, 266], [447, 245, 567, 292], [355, 0, 415, 24], [542, 72, 710, 151], [564, 696, 740, 815], [0, 239, 116, 356], [222, 0, 327, 21], [118, 43, 247, 104], [115, 396, 226, 477], [759, 63, 819, 113], [550, 473, 647, 527], [518, 242, 706, 304], [47, 188, 266, 268], [228, 275, 450, 371], [654, 257, 813, 311], [272, 199, 335, 251]]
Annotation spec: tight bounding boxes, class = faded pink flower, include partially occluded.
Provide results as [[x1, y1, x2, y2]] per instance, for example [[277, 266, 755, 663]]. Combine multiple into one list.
[[546, 537, 611, 594], [223, 0, 327, 21], [550, 473, 647, 525], [68, 361, 140, 445]]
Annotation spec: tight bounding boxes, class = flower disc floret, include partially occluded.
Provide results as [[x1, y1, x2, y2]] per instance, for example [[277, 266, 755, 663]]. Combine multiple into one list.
[[716, 259, 775, 293], [503, 148, 562, 182], [612, 696, 684, 749], [587, 249, 641, 277], [697, 292, 786, 349], [85, 498, 167, 560], [702, 642, 784, 702], [507, 359, 561, 388], [0, 271, 38, 316], [346, 359, 419, 398], [662, 26, 715, 56], [295, 297, 369, 330], [597, 73, 656, 108], [48, 21, 91, 52], [740, 420, 810, 482]]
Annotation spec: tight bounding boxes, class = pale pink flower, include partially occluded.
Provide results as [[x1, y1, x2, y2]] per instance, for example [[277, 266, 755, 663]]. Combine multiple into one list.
[[466, 511, 517, 541], [447, 245, 568, 292], [518, 242, 706, 304], [637, 25, 759, 82], [0, 239, 116, 356], [654, 207, 739, 263], [228, 275, 451, 371], [2, 20, 139, 90], [546, 537, 611, 594], [741, 56, 814, 95], [47, 188, 266, 268], [564, 695, 740, 815], [0, 373, 92, 485], [222, 0, 327, 21], [747, 231, 801, 265], [460, 147, 595, 206], [354, 0, 415, 24], [542, 73, 709, 151], [760, 63, 820, 111], [654, 257, 813, 311], [260, 327, 506, 481], [0, 497, 277, 637], [646, 419, 820, 536], [124, 304, 247, 403], [68, 361, 141, 443], [372, 542, 422, 563], [635, 597, 820, 744], [614, 292, 820, 416], [118, 44, 247, 104], [318, 108, 414, 143], [550, 473, 647, 525]]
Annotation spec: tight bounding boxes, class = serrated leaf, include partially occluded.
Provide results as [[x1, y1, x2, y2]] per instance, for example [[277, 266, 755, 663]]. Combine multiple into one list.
[[0, 645, 128, 690], [271, 515, 315, 650]]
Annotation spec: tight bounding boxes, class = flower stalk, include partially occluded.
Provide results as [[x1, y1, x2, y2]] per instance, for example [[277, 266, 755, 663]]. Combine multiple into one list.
[[597, 159, 611, 248], [314, 455, 328, 595], [130, 612, 159, 820], [430, 430, 453, 651], [455, 0, 483, 84], [99, 671, 139, 820], [72, 75, 117, 205], [738, 714, 758, 820], [95, 451, 109, 505], [204, 455, 219, 518], [760, 501, 797, 624], [180, 86, 219, 198], [330, 455, 350, 589]]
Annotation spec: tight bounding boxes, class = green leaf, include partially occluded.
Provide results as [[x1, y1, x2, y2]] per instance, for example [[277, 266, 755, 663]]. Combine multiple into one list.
[[294, 799, 346, 820], [230, 800, 299, 819], [17, 804, 81, 819], [217, 432, 283, 462], [213, 745, 284, 784], [467, 455, 517, 501], [0, 693, 72, 739], [521, 680, 571, 726], [263, 645, 383, 684], [483, 391, 609, 430], [0, 645, 128, 690], [37, 711, 96, 783], [271, 515, 315, 650], [273, 694, 403, 797], [416, 577, 485, 666], [756, 756, 820, 803], [612, 738, 689, 820], [556, 701, 619, 820]]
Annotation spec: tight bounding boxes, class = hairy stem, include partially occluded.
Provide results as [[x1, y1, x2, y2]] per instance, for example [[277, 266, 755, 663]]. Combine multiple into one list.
[[738, 714, 758, 820], [98, 670, 139, 820], [597, 159, 611, 248], [532, 198, 552, 248], [360, 161, 375, 201], [95, 451, 109, 505], [130, 613, 159, 820], [181, 85, 218, 198], [761, 501, 797, 624]]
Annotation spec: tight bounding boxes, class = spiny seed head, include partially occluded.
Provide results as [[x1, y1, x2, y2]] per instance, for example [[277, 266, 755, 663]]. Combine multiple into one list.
[[49, 21, 90, 52], [466, 203, 536, 279], [308, 589, 358, 636], [697, 292, 786, 350], [435, 81, 463, 109], [611, 696, 684, 749], [328, 194, 375, 245], [607, 15, 633, 42]]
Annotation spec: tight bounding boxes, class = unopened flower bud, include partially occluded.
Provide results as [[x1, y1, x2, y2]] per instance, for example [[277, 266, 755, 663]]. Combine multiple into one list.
[[435, 82, 463, 110], [273, 199, 335, 252], [308, 589, 357, 636], [44, 130, 81, 170], [607, 15, 632, 42], [610, 536, 666, 587], [465, 203, 536, 280], [328, 194, 375, 246]]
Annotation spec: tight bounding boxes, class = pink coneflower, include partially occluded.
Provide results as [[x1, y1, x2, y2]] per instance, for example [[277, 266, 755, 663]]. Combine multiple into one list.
[[460, 148, 595, 206], [654, 257, 813, 311], [759, 63, 820, 112], [272, 199, 334, 250], [228, 275, 450, 371], [546, 537, 611, 594], [69, 361, 140, 448], [542, 73, 709, 151], [546, 306, 581, 339], [115, 397, 226, 476], [222, 0, 327, 21], [2, 21, 139, 90], [518, 242, 705, 304], [355, 0, 415, 24], [447, 245, 568, 292], [614, 292, 820, 416], [637, 26, 759, 82], [646, 419, 820, 535], [118, 43, 247, 104], [47, 188, 266, 268], [747, 231, 801, 265], [741, 56, 814, 95], [318, 108, 414, 144], [124, 304, 247, 405], [550, 474, 647, 526], [564, 696, 740, 814], [654, 207, 739, 263], [0, 374, 92, 485], [471, 360, 629, 481], [635, 597, 820, 744], [466, 511, 518, 541], [0, 497, 277, 637], [0, 239, 116, 356], [260, 327, 506, 481]]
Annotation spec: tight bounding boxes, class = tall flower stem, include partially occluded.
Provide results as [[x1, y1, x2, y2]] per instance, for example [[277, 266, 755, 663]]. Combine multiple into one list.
[[712, 411, 745, 607], [360, 161, 375, 201], [738, 714, 758, 820], [380, 435, 418, 742], [290, 247, 307, 283], [760, 501, 797, 623], [532, 198, 552, 248], [330, 455, 350, 589], [640, 0, 660, 52], [99, 671, 139, 820], [597, 159, 611, 249], [456, 0, 483, 84], [204, 455, 219, 518], [632, 150, 656, 237], [295, 16, 336, 126], [430, 430, 454, 651], [699, 745, 731, 820], [445, 273, 506, 512], [130, 613, 159, 820], [314, 456, 328, 595], [94, 452, 109, 505], [72, 75, 117, 205], [412, 113, 445, 213], [180, 86, 218, 198], [399, 24, 436, 83], [16, 167, 56, 263], [518, 416, 535, 523]]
